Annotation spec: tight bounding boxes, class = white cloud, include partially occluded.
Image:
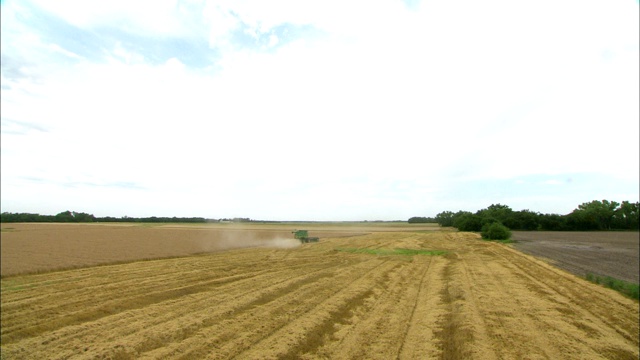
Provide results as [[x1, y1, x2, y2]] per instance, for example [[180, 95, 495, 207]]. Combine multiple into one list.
[[47, 43, 84, 60], [27, 0, 185, 36], [203, 2, 241, 48], [1, 0, 638, 219], [543, 180, 564, 186]]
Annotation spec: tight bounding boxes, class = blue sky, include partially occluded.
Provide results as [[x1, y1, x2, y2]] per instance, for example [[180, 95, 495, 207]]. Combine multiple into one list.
[[1, 0, 638, 220]]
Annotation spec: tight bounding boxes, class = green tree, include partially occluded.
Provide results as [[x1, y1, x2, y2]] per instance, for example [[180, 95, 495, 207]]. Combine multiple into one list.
[[408, 216, 435, 223], [538, 213, 567, 230], [55, 211, 75, 222], [613, 201, 639, 230], [453, 213, 483, 231], [477, 204, 513, 224], [481, 222, 512, 240], [570, 200, 619, 230], [504, 210, 540, 230], [435, 211, 455, 227], [72, 211, 96, 222]]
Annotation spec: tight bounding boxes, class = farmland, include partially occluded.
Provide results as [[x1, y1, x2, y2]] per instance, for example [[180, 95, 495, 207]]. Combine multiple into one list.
[[0, 223, 377, 277], [511, 231, 639, 284], [1, 224, 639, 359]]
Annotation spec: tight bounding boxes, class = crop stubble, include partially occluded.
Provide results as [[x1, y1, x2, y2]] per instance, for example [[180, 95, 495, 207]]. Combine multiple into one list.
[[0, 223, 369, 277], [1, 229, 638, 359]]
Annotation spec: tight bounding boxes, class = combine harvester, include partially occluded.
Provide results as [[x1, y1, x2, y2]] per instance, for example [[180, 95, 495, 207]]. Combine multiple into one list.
[[292, 230, 319, 243]]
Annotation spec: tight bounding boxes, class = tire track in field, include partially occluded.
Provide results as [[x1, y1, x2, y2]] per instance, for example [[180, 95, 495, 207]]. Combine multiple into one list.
[[1, 257, 352, 359], [55, 249, 340, 358], [275, 289, 375, 360], [311, 258, 423, 359], [311, 232, 472, 359], [498, 245, 639, 340], [1, 270, 269, 344], [156, 258, 391, 359], [230, 258, 398, 360], [433, 253, 475, 360], [459, 245, 568, 359], [395, 256, 447, 359], [454, 250, 500, 360], [2, 247, 310, 304], [464, 242, 638, 359], [3, 251, 321, 308], [131, 271, 337, 358], [1, 259, 243, 320], [124, 258, 355, 358], [245, 236, 446, 360], [1, 255, 343, 345], [395, 255, 433, 359], [486, 245, 639, 358]]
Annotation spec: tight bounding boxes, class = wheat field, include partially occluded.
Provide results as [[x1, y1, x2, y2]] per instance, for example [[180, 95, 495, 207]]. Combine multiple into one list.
[[1, 225, 638, 359]]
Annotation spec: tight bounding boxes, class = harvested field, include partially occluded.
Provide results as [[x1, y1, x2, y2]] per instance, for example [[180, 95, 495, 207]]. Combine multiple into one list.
[[0, 223, 389, 276], [1, 229, 638, 359], [511, 231, 640, 284]]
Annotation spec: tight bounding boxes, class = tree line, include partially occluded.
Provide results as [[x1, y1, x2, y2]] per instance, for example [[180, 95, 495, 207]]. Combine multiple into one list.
[[430, 200, 639, 231], [0, 211, 214, 223], [407, 216, 436, 223]]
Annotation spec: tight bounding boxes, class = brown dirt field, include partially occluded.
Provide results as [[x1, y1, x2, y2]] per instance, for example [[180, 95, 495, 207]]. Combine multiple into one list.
[[1, 230, 638, 359], [511, 231, 640, 284]]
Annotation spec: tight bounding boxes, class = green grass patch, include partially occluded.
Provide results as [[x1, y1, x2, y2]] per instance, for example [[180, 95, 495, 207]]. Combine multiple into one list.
[[337, 248, 447, 256], [585, 273, 639, 300]]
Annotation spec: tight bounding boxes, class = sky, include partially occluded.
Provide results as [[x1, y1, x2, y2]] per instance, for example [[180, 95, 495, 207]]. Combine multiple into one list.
[[1, 0, 639, 221]]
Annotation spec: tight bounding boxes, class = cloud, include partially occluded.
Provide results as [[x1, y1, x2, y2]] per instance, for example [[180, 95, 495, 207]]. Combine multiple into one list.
[[26, 0, 186, 36], [542, 180, 564, 186], [1, 0, 638, 219], [0, 118, 49, 135]]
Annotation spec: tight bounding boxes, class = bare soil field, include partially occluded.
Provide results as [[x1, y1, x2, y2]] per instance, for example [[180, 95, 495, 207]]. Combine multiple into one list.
[[511, 231, 640, 284], [1, 229, 638, 359]]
